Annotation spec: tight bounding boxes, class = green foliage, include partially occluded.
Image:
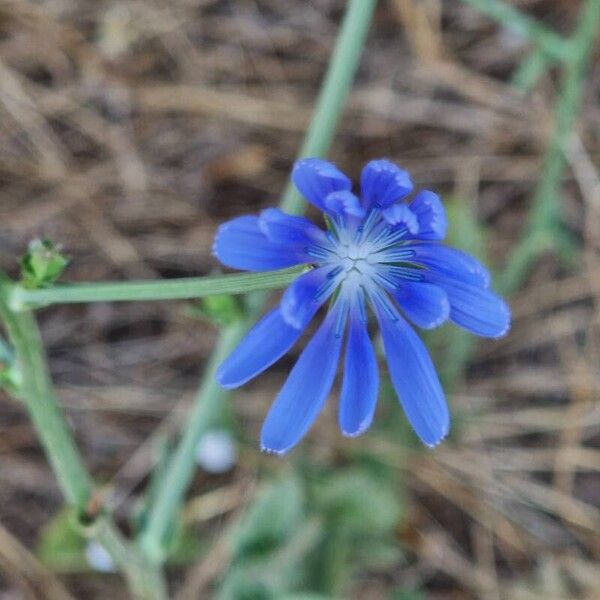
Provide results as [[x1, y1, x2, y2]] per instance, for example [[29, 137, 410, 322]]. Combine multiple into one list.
[[19, 239, 68, 289], [218, 472, 309, 599], [314, 469, 401, 535], [390, 590, 426, 600], [230, 471, 304, 561], [0, 336, 20, 393], [191, 294, 244, 327], [217, 464, 406, 599], [36, 508, 87, 572], [308, 467, 404, 595]]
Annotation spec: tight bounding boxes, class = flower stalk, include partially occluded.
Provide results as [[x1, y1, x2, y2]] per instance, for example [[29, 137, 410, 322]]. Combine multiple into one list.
[[9, 265, 308, 310], [0, 276, 167, 599], [138, 0, 379, 564]]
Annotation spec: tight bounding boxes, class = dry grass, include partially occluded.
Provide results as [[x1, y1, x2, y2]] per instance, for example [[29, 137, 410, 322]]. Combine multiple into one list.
[[0, 0, 599, 598]]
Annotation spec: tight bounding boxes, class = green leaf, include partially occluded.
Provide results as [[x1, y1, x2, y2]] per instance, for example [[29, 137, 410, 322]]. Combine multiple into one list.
[[190, 294, 244, 326], [36, 508, 87, 572], [315, 469, 401, 535], [19, 239, 69, 289], [231, 472, 304, 561]]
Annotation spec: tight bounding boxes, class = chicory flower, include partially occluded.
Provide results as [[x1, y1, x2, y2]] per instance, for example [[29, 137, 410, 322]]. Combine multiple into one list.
[[213, 158, 510, 454]]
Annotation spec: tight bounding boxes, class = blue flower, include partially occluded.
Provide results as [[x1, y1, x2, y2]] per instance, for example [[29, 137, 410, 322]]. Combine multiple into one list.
[[213, 158, 510, 454]]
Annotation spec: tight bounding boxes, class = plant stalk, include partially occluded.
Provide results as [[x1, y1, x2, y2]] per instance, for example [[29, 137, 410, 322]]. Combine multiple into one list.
[[10, 265, 308, 310], [138, 0, 379, 564], [459, 0, 570, 62], [500, 0, 600, 292], [0, 279, 168, 599]]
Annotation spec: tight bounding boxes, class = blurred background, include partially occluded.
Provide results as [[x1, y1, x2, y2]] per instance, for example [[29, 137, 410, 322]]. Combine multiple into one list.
[[1, 0, 599, 598]]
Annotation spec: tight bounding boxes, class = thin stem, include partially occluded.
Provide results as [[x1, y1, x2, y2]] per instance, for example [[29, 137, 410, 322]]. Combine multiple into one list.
[[459, 0, 570, 62], [10, 265, 308, 310], [500, 0, 600, 293], [280, 0, 378, 215], [95, 520, 168, 599], [138, 0, 378, 564], [138, 320, 248, 562], [0, 280, 92, 505], [0, 278, 167, 599]]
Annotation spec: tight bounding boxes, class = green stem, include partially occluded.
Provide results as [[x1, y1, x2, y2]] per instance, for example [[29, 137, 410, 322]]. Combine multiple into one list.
[[459, 0, 570, 62], [10, 265, 308, 310], [0, 281, 92, 505], [500, 0, 600, 293], [280, 0, 379, 215], [138, 320, 247, 562], [0, 278, 167, 599], [94, 520, 168, 599], [138, 0, 378, 565]]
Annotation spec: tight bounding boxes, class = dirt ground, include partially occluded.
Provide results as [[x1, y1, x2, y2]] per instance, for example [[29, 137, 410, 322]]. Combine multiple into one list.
[[0, 1, 599, 598]]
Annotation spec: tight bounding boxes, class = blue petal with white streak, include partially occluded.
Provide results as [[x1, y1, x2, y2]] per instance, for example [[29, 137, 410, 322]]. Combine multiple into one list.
[[259, 208, 325, 246], [339, 306, 379, 437], [217, 308, 306, 388], [360, 159, 413, 209], [409, 191, 447, 240], [408, 243, 491, 288], [324, 190, 365, 219], [261, 304, 346, 454], [280, 266, 333, 329], [213, 157, 510, 453], [393, 282, 450, 329], [425, 273, 510, 338], [213, 215, 308, 271], [292, 158, 351, 212], [374, 296, 449, 447], [382, 203, 419, 234]]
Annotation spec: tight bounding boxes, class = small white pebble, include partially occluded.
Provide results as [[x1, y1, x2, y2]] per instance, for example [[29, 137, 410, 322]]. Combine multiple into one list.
[[85, 541, 115, 573], [195, 429, 237, 474]]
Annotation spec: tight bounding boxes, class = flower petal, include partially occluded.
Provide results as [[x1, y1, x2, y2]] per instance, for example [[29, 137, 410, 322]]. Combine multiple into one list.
[[426, 275, 510, 338], [280, 266, 334, 329], [382, 203, 419, 234], [360, 159, 413, 209], [373, 293, 449, 447], [408, 243, 491, 288], [339, 307, 378, 437], [409, 191, 447, 240], [292, 158, 351, 211], [393, 282, 449, 329], [258, 208, 325, 246], [260, 304, 347, 454], [213, 216, 306, 272], [217, 308, 306, 389], [324, 190, 365, 219]]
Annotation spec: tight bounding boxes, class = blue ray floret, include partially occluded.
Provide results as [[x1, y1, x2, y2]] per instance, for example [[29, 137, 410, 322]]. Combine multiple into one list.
[[213, 158, 510, 454]]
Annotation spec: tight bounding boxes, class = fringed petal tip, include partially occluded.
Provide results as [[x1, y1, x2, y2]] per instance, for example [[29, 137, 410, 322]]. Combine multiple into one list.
[[410, 190, 447, 241], [259, 444, 289, 456], [382, 203, 419, 234], [292, 158, 352, 210], [422, 424, 450, 448], [489, 301, 511, 339], [340, 419, 372, 438], [215, 367, 241, 390], [361, 158, 413, 209], [324, 190, 365, 219]]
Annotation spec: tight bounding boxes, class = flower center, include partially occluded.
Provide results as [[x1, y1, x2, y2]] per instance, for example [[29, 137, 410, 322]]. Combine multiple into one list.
[[331, 241, 377, 287]]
